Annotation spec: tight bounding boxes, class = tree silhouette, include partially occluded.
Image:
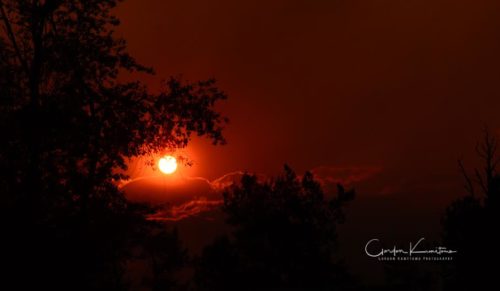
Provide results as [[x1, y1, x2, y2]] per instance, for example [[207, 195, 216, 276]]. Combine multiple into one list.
[[381, 252, 443, 291], [195, 166, 357, 291], [143, 226, 188, 291], [0, 1, 227, 289], [442, 128, 499, 290]]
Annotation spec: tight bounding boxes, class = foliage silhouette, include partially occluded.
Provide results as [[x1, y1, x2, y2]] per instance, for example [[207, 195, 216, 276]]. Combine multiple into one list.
[[194, 165, 357, 291], [0, 0, 227, 290], [442, 128, 499, 290], [380, 254, 443, 291]]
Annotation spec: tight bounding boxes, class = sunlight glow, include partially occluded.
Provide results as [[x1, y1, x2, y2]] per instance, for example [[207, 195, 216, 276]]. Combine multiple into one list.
[[158, 155, 178, 174]]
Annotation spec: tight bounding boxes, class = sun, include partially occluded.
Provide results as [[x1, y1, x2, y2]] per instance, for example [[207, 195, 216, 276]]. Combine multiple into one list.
[[158, 155, 177, 174]]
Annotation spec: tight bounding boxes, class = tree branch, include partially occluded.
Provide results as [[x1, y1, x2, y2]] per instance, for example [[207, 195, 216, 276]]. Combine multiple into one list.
[[0, 0, 30, 76], [458, 159, 474, 196], [475, 168, 487, 195]]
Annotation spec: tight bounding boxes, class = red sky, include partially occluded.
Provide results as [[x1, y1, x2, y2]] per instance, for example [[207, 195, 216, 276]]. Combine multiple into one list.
[[116, 0, 500, 183], [115, 0, 500, 204], [113, 1, 500, 280]]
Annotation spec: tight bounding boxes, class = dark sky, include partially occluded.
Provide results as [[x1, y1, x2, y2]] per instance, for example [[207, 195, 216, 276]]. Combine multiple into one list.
[[116, 0, 500, 198]]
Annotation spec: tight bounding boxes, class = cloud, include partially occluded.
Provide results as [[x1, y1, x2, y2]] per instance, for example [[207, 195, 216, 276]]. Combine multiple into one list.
[[146, 198, 223, 221], [122, 166, 385, 221], [310, 165, 383, 187], [123, 175, 216, 204], [122, 174, 224, 221], [377, 173, 461, 197], [210, 171, 267, 190], [210, 171, 245, 190], [139, 171, 268, 221]]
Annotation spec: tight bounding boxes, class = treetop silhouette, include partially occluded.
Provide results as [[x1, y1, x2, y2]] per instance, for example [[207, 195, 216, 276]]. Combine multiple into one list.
[[1, 1, 227, 290]]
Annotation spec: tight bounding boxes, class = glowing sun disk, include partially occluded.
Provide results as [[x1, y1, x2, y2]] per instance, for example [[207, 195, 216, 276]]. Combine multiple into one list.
[[158, 155, 177, 174]]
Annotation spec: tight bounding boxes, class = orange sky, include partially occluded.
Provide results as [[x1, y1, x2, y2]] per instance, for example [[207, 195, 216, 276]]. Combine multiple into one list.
[[115, 0, 500, 200], [111, 2, 500, 280]]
